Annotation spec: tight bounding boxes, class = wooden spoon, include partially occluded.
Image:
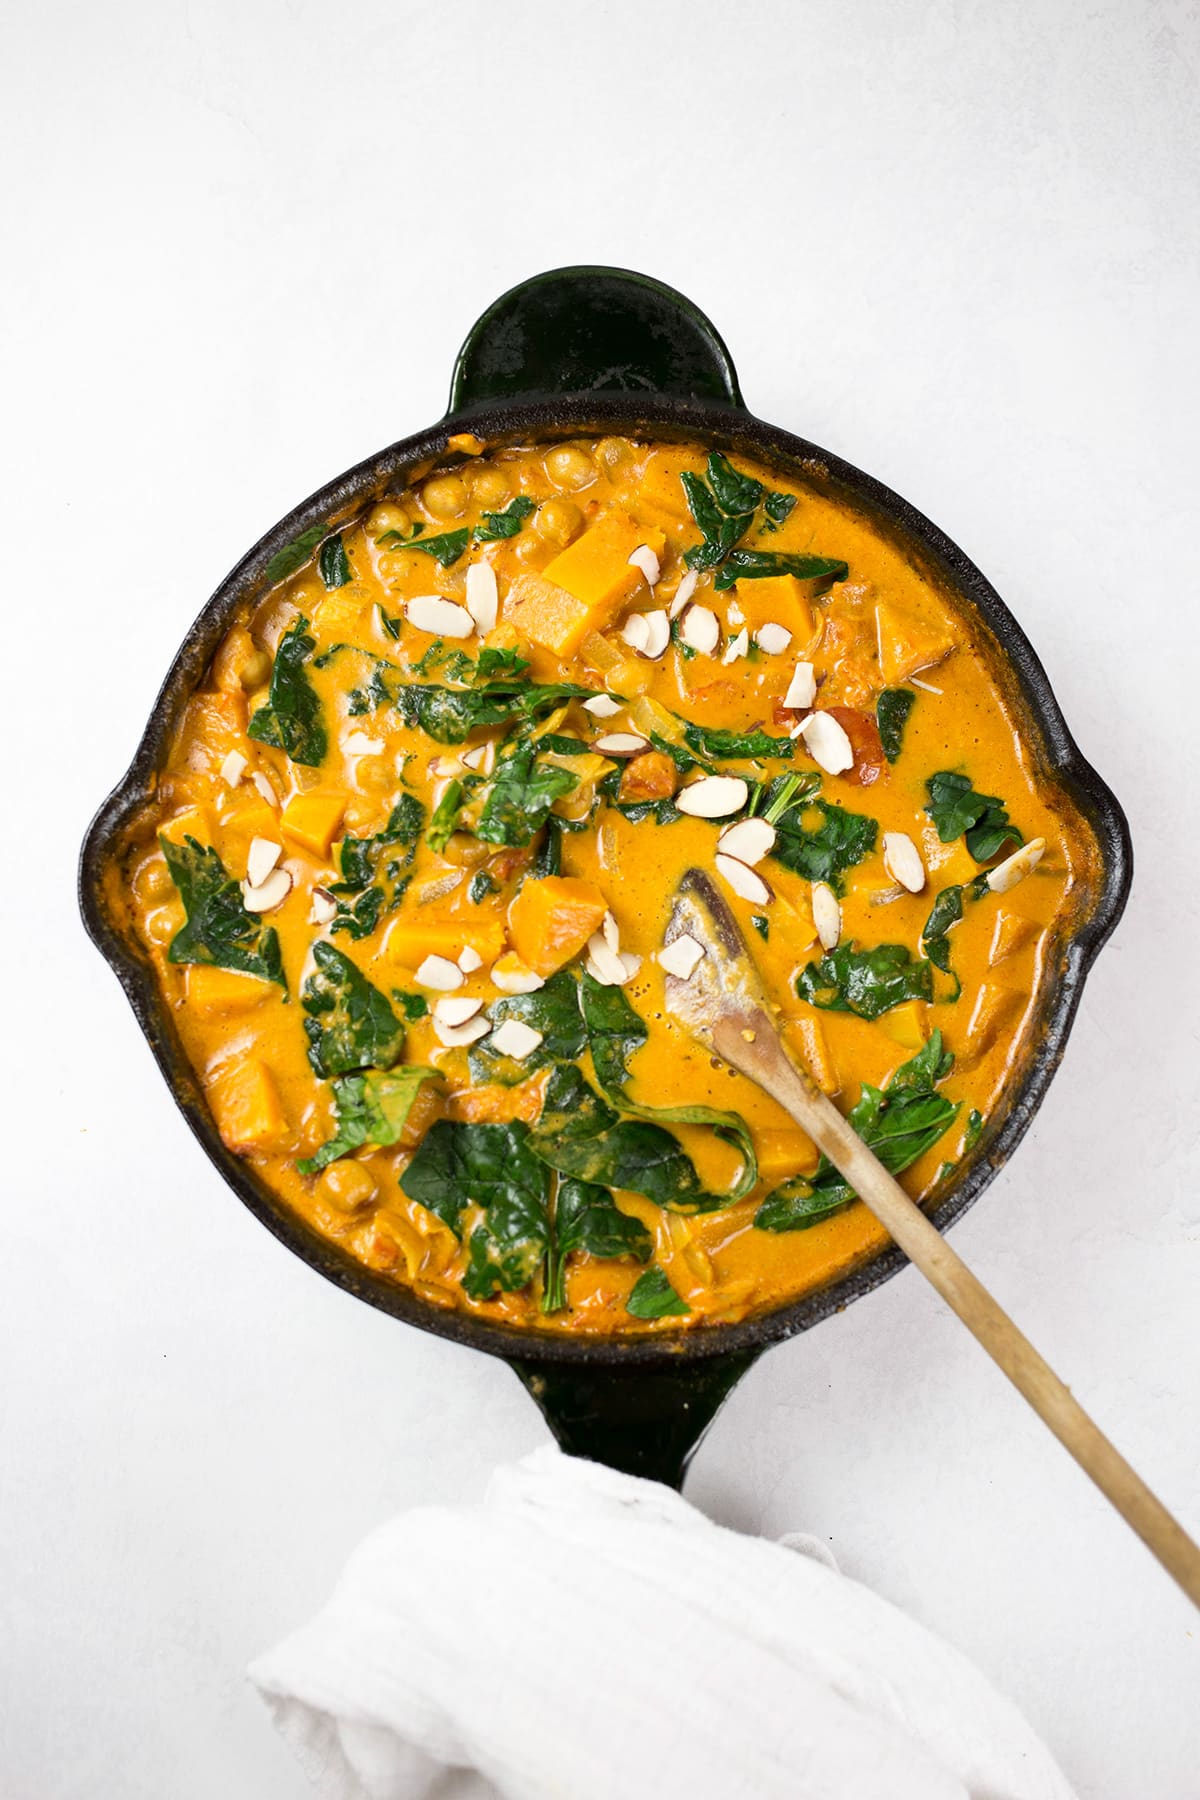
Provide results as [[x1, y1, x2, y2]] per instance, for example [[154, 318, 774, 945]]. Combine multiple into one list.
[[663, 867, 1200, 1607]]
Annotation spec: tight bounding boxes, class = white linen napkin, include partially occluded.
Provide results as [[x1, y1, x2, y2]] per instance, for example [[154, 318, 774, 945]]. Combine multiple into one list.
[[250, 1446, 1074, 1800]]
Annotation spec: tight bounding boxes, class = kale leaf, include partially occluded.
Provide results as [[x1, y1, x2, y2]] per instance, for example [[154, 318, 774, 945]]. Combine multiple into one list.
[[329, 793, 425, 940], [756, 1032, 957, 1231], [926, 771, 1023, 862], [159, 834, 285, 988], [876, 688, 916, 763], [468, 971, 588, 1084], [626, 1267, 690, 1319], [377, 524, 471, 567], [683, 722, 794, 763], [543, 1178, 651, 1313], [680, 452, 848, 592], [769, 796, 877, 889], [318, 532, 352, 590], [712, 549, 849, 592], [265, 525, 326, 585], [247, 616, 328, 766], [475, 496, 536, 541], [796, 941, 933, 1020], [476, 742, 578, 846], [298, 1066, 438, 1175], [920, 873, 990, 992], [301, 941, 405, 1078]]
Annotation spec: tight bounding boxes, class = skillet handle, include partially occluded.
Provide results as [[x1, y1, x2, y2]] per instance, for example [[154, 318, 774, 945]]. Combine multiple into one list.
[[447, 265, 745, 414], [508, 1350, 758, 1491]]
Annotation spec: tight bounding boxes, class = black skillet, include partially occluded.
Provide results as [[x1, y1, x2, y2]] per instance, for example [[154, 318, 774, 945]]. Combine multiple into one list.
[[79, 266, 1132, 1489]]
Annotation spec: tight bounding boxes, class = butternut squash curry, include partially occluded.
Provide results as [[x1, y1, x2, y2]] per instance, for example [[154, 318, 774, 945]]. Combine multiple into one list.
[[111, 436, 1094, 1332]]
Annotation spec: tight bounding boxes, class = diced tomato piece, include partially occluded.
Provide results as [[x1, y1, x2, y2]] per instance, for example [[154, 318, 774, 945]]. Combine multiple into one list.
[[825, 706, 885, 786], [619, 751, 677, 804]]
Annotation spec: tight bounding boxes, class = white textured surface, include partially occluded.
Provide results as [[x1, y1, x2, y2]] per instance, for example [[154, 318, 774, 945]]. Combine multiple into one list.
[[1, 3, 1197, 1797]]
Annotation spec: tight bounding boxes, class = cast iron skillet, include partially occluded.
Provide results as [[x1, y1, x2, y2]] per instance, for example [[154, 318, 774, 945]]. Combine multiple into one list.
[[79, 267, 1132, 1488]]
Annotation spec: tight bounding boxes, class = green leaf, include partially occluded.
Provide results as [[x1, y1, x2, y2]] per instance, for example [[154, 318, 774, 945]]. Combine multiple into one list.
[[247, 616, 328, 766], [426, 779, 466, 855], [265, 525, 326, 584], [751, 913, 770, 940], [159, 835, 286, 988], [761, 489, 797, 532], [378, 525, 470, 567], [683, 722, 794, 762], [926, 771, 1023, 862], [796, 942, 933, 1020], [301, 942, 405, 1078], [964, 1108, 984, 1151], [705, 450, 764, 518], [411, 640, 475, 681], [712, 549, 848, 591], [757, 1031, 958, 1231], [876, 688, 916, 763], [543, 1178, 651, 1312], [330, 794, 425, 940], [401, 1119, 550, 1239], [469, 971, 588, 1083], [298, 1067, 438, 1175], [578, 975, 758, 1207], [318, 532, 352, 590], [626, 1267, 690, 1319], [476, 742, 578, 847], [770, 796, 877, 889], [392, 988, 428, 1020], [468, 870, 498, 903], [475, 645, 530, 679], [394, 678, 592, 745], [475, 496, 536, 542]]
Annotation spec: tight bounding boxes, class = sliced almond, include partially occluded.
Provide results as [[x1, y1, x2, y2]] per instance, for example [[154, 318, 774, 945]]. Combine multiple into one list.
[[460, 741, 496, 775], [627, 544, 661, 587], [434, 995, 484, 1028], [784, 661, 817, 709], [464, 561, 499, 634], [405, 595, 475, 638], [797, 710, 854, 775], [754, 622, 792, 656], [343, 729, 383, 757], [489, 1018, 545, 1060], [415, 953, 465, 991], [909, 675, 943, 695], [675, 775, 749, 819], [986, 837, 1046, 894], [434, 1014, 490, 1048], [457, 945, 484, 973], [246, 837, 283, 887], [251, 771, 278, 808], [583, 693, 623, 719], [715, 854, 772, 906], [308, 886, 337, 926], [679, 605, 720, 655], [722, 627, 750, 665], [593, 731, 650, 758], [639, 610, 671, 660], [668, 570, 699, 619], [490, 954, 544, 995], [601, 910, 620, 953], [727, 601, 746, 627], [585, 933, 628, 986], [717, 817, 777, 867], [812, 882, 841, 950], [220, 749, 247, 788], [619, 951, 642, 982], [621, 612, 651, 653], [882, 831, 926, 894], [659, 933, 705, 979], [240, 867, 292, 913]]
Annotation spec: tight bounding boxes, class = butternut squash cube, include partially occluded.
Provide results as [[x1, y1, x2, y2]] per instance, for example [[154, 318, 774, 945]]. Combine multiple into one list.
[[507, 875, 608, 977], [282, 791, 347, 859], [875, 600, 957, 687], [210, 1058, 286, 1153], [755, 1127, 821, 1187], [879, 1000, 927, 1052], [730, 573, 815, 644], [185, 965, 272, 1014], [312, 589, 364, 635], [988, 909, 1040, 967], [958, 981, 1026, 1070], [160, 805, 212, 847], [511, 514, 666, 656], [637, 449, 702, 519], [383, 916, 506, 971]]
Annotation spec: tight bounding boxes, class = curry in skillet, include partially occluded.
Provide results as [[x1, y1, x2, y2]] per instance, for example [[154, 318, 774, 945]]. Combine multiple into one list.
[[110, 437, 1094, 1331]]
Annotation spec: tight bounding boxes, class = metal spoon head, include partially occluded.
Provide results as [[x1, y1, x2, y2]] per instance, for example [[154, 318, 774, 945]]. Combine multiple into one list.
[[663, 868, 772, 1048]]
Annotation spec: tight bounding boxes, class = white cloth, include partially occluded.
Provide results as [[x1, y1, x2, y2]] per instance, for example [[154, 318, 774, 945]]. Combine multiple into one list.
[[250, 1447, 1075, 1800]]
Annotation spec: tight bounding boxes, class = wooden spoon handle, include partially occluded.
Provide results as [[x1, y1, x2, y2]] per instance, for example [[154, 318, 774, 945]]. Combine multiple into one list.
[[716, 1017, 1200, 1608]]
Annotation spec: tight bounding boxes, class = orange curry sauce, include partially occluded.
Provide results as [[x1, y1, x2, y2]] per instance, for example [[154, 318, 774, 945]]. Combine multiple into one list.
[[108, 436, 1097, 1332]]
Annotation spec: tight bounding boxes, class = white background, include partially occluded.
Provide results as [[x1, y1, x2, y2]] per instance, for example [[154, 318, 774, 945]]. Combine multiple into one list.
[[2, 2, 1197, 1795]]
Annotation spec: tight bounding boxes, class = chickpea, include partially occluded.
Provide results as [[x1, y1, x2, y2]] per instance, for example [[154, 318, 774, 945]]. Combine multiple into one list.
[[132, 855, 171, 908], [596, 436, 635, 476], [318, 1159, 378, 1212], [470, 465, 510, 508], [144, 904, 183, 946], [343, 799, 377, 834], [368, 501, 411, 539], [355, 754, 393, 796], [421, 474, 468, 520], [544, 445, 596, 492], [535, 498, 582, 547], [239, 648, 272, 691], [440, 831, 491, 868], [513, 531, 545, 566]]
